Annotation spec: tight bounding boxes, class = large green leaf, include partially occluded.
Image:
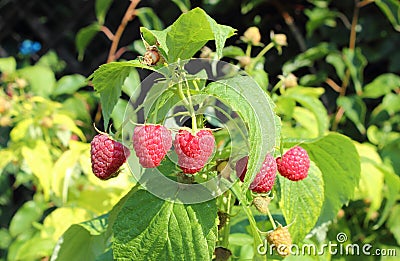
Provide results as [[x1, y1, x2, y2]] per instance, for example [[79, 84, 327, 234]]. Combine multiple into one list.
[[277, 161, 324, 243], [112, 188, 217, 260], [205, 75, 278, 191], [362, 73, 400, 98], [141, 8, 235, 62], [302, 133, 361, 226], [50, 215, 110, 261], [89, 60, 155, 128]]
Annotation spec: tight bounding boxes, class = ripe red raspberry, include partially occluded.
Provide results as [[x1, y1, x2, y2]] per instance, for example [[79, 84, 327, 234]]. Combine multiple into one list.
[[174, 129, 215, 174], [133, 124, 172, 168], [236, 154, 277, 193], [276, 146, 310, 181], [90, 134, 130, 180], [266, 225, 292, 257]]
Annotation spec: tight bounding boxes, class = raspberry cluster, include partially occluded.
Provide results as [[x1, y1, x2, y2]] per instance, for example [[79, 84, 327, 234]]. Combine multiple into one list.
[[235, 146, 310, 193]]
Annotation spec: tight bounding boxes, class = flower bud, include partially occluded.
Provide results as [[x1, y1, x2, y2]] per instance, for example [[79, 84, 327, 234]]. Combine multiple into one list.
[[280, 73, 298, 88], [242, 27, 261, 45]]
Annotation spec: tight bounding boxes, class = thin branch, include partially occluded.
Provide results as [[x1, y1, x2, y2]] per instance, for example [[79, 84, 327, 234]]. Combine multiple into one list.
[[325, 78, 342, 93], [101, 26, 115, 40], [332, 0, 361, 130], [107, 0, 140, 63], [114, 46, 129, 60]]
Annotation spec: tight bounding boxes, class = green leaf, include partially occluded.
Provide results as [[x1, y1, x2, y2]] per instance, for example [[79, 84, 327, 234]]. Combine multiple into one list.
[[90, 60, 154, 128], [51, 150, 80, 201], [13, 237, 55, 261], [50, 215, 109, 261], [9, 201, 45, 238], [171, 0, 191, 12], [387, 204, 400, 245], [301, 133, 361, 226], [353, 142, 384, 222], [374, 0, 400, 32], [136, 7, 164, 30], [53, 74, 87, 96], [205, 75, 277, 191], [283, 42, 335, 73], [17, 65, 56, 97], [42, 207, 93, 242], [121, 68, 141, 99], [21, 141, 53, 200], [343, 47, 367, 95], [222, 46, 246, 58], [142, 8, 235, 62], [76, 23, 102, 61], [304, 7, 338, 36], [277, 161, 324, 243], [326, 52, 346, 80], [112, 188, 217, 260], [0, 57, 16, 74], [362, 73, 400, 98], [285, 87, 329, 137], [95, 0, 113, 25], [110, 99, 129, 130], [0, 228, 11, 249], [248, 69, 269, 92], [373, 164, 400, 229], [0, 149, 15, 171], [337, 95, 366, 134]]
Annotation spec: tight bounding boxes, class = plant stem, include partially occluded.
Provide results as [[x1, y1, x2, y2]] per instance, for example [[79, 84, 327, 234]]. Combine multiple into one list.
[[332, 0, 360, 131], [253, 42, 274, 64], [107, 0, 140, 63], [230, 182, 266, 260], [265, 207, 277, 230], [220, 191, 233, 247]]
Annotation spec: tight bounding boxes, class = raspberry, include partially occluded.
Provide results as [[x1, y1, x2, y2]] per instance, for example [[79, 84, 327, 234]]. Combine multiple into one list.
[[253, 196, 272, 214], [276, 146, 310, 181], [133, 124, 172, 168], [267, 225, 292, 257], [236, 154, 277, 193], [90, 134, 130, 180], [174, 129, 215, 174]]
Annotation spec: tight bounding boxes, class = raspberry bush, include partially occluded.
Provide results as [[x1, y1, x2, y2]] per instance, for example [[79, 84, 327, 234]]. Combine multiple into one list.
[[53, 7, 361, 260]]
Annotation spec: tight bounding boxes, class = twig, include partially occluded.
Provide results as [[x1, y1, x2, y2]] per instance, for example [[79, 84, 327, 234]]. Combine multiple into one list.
[[114, 46, 129, 60], [101, 26, 115, 40], [325, 78, 342, 93], [332, 0, 360, 130], [107, 0, 141, 63]]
